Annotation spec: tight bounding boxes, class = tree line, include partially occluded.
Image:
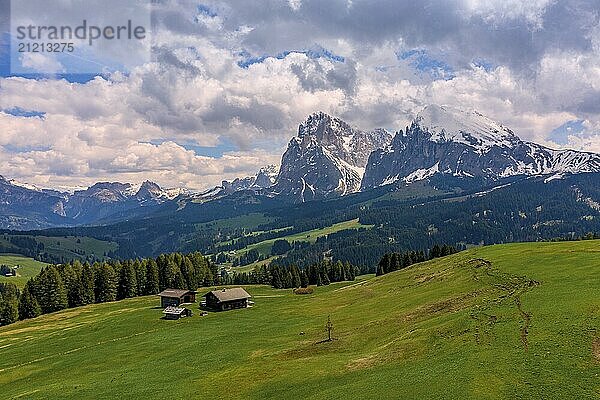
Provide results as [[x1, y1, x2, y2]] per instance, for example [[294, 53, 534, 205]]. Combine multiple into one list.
[[376, 244, 458, 276], [225, 260, 359, 289], [0, 252, 216, 326]]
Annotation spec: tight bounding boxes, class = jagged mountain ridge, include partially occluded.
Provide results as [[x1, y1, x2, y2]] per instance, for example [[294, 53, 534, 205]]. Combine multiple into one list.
[[361, 105, 600, 189], [272, 112, 393, 201], [0, 177, 184, 229], [187, 165, 279, 205], [2, 106, 599, 229]]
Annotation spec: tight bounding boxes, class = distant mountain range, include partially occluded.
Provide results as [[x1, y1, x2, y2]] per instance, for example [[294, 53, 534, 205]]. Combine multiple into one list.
[[362, 105, 600, 190], [1, 105, 599, 230], [0, 177, 183, 230]]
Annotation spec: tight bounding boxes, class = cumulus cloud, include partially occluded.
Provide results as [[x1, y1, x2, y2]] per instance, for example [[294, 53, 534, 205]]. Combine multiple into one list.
[[0, 0, 599, 190]]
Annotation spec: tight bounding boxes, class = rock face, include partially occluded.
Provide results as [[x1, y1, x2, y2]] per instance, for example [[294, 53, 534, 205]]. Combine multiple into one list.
[[221, 165, 279, 195], [273, 112, 392, 201], [362, 105, 600, 190]]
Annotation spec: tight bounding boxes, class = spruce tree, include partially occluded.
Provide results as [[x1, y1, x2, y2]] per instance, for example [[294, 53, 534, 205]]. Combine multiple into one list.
[[173, 270, 185, 289], [62, 263, 84, 308], [81, 263, 95, 305], [430, 244, 441, 259], [164, 260, 180, 289], [19, 281, 41, 320], [0, 284, 19, 325], [180, 257, 196, 290], [271, 267, 283, 289], [290, 266, 301, 288], [299, 270, 309, 288], [94, 263, 117, 303], [145, 259, 160, 295], [38, 266, 67, 314], [134, 260, 147, 296], [117, 262, 138, 299], [377, 254, 390, 276], [319, 264, 330, 286], [156, 254, 169, 290]]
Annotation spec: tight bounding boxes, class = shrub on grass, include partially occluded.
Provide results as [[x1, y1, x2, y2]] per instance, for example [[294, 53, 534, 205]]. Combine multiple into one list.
[[293, 287, 314, 295]]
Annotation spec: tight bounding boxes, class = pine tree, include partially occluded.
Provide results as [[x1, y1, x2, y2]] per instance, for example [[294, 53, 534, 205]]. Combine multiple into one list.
[[94, 263, 117, 303], [0, 284, 19, 325], [117, 262, 138, 299], [290, 266, 301, 288], [38, 266, 67, 314], [134, 260, 146, 296], [19, 280, 41, 320], [299, 270, 309, 288], [145, 259, 160, 295], [81, 263, 95, 305], [271, 267, 283, 289]]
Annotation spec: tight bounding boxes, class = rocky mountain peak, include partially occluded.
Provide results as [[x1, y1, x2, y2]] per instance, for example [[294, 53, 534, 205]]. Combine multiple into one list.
[[298, 111, 353, 140], [362, 105, 600, 190], [413, 104, 521, 152], [274, 113, 392, 201]]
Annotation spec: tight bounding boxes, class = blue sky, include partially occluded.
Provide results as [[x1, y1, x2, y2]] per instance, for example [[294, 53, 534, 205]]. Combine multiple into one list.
[[0, 0, 598, 190], [548, 120, 586, 145]]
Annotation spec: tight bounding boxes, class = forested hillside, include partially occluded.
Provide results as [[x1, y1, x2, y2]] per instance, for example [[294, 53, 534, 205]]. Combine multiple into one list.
[[1, 173, 599, 273]]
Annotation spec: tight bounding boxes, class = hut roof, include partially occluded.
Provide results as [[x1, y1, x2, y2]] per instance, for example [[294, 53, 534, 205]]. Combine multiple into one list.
[[163, 306, 187, 315], [158, 289, 196, 298], [205, 287, 251, 302]]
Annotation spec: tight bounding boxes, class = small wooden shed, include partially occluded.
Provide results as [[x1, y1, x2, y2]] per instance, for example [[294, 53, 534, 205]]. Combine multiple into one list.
[[203, 288, 251, 311], [158, 289, 197, 308], [163, 306, 192, 320]]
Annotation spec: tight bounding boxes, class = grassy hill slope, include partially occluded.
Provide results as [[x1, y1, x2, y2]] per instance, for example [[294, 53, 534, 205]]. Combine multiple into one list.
[[1, 241, 599, 399], [228, 218, 372, 257], [0, 254, 47, 289]]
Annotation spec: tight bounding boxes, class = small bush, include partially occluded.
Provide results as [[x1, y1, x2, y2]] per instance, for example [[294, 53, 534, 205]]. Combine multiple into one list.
[[293, 287, 314, 295]]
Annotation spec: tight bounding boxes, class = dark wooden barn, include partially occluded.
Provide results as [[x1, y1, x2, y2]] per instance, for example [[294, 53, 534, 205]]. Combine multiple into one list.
[[158, 289, 197, 308], [203, 288, 251, 311]]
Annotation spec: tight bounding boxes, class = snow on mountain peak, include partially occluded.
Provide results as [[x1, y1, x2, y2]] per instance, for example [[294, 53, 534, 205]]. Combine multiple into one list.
[[298, 111, 350, 138], [7, 178, 43, 192], [415, 104, 521, 151]]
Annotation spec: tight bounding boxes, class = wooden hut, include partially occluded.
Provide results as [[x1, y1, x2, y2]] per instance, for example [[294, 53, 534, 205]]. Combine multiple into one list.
[[203, 288, 251, 311], [158, 289, 197, 308]]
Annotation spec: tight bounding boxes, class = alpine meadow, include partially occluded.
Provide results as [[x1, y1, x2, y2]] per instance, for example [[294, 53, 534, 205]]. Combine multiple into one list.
[[1, 1, 600, 399]]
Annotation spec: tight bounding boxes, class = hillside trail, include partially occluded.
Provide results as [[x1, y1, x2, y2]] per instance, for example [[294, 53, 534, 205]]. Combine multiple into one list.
[[468, 258, 539, 352]]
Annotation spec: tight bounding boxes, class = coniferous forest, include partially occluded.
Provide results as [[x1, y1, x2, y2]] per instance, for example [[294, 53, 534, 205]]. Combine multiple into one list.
[[0, 241, 467, 327]]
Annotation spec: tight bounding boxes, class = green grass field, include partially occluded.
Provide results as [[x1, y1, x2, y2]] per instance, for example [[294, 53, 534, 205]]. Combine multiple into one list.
[[33, 236, 118, 260], [0, 235, 117, 263], [196, 213, 274, 232], [0, 254, 47, 289], [234, 218, 372, 257], [1, 240, 599, 399]]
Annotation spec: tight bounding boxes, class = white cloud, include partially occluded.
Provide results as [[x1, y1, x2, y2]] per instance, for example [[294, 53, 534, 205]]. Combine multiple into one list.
[[463, 0, 555, 28], [1, 0, 599, 190], [20, 53, 66, 73]]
